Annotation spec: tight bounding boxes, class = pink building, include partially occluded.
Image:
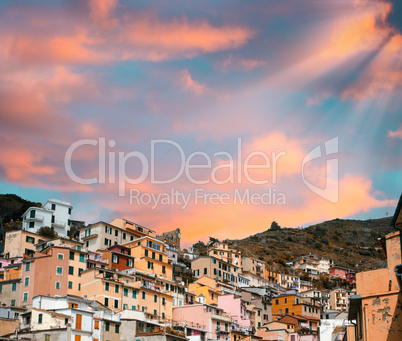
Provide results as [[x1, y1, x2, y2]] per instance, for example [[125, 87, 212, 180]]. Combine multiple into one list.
[[173, 304, 233, 341], [329, 266, 348, 280], [217, 294, 252, 332], [345, 272, 356, 285]]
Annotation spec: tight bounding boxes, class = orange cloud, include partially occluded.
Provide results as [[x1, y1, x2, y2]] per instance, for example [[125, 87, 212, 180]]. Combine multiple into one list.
[[121, 16, 254, 61], [342, 34, 402, 100]]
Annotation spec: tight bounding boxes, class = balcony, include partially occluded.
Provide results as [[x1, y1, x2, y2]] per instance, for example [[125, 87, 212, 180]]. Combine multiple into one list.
[[87, 252, 108, 264], [26, 214, 44, 222], [82, 234, 98, 241], [52, 220, 66, 228]]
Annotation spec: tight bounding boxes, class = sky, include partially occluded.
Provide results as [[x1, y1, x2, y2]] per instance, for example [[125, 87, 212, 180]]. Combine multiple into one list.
[[0, 0, 401, 245]]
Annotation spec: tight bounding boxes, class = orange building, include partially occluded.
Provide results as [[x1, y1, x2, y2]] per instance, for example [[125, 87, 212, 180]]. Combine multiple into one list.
[[348, 195, 402, 341], [123, 237, 173, 279], [272, 294, 321, 320], [20, 245, 86, 306]]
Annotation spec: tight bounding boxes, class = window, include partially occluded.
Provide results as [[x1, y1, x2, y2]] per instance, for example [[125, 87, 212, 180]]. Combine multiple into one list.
[[115, 285, 120, 293], [52, 216, 55, 224], [204, 268, 207, 275], [0, 285, 2, 293], [130, 236, 134, 241], [29, 221, 35, 228], [114, 299, 119, 309], [68, 207, 72, 215], [105, 226, 112, 234], [69, 266, 74, 275], [285, 308, 289, 313], [154, 295, 157, 303], [132, 305, 136, 310], [69, 251, 74, 260], [115, 324, 120, 333], [51, 203, 56, 210], [115, 230, 118, 237], [38, 313, 43, 324], [76, 314, 82, 330], [154, 309, 157, 316], [285, 298, 287, 303], [68, 281, 73, 289], [152, 252, 155, 259], [57, 253, 64, 260], [145, 249, 149, 257], [124, 288, 128, 297], [132, 290, 137, 298], [26, 236, 35, 244], [122, 232, 126, 240], [105, 321, 110, 331], [12, 283, 17, 291], [142, 291, 146, 300], [24, 277, 29, 286], [79, 254, 85, 262], [11, 299, 15, 306], [105, 282, 110, 291], [68, 219, 71, 226], [104, 238, 111, 246], [23, 292, 28, 302], [147, 261, 153, 269], [112, 255, 119, 263], [45, 335, 50, 341], [56, 281, 61, 289], [94, 320, 99, 329], [162, 297, 166, 306], [127, 259, 134, 267], [30, 210, 36, 218], [78, 268, 83, 276], [25, 262, 31, 271], [104, 297, 109, 306], [57, 266, 63, 274]]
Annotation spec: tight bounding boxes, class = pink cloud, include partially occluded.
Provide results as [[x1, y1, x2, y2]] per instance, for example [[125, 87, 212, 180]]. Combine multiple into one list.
[[89, 0, 119, 29], [178, 69, 206, 95], [220, 55, 265, 72], [388, 125, 402, 139]]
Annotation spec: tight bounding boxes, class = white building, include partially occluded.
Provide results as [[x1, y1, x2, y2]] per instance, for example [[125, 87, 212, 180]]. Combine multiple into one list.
[[32, 295, 95, 341], [22, 199, 72, 237]]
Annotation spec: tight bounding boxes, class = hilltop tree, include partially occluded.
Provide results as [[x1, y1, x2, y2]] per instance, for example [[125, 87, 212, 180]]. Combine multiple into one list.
[[270, 221, 281, 231]]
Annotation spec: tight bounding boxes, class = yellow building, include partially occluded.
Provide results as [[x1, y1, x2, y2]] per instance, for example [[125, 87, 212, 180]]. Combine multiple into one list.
[[188, 279, 221, 305]]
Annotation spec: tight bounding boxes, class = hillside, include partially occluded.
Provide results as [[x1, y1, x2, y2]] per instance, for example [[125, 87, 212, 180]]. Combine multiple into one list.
[[227, 217, 395, 273]]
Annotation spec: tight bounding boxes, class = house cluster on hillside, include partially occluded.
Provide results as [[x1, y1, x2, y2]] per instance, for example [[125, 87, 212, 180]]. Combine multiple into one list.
[[0, 197, 401, 341]]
